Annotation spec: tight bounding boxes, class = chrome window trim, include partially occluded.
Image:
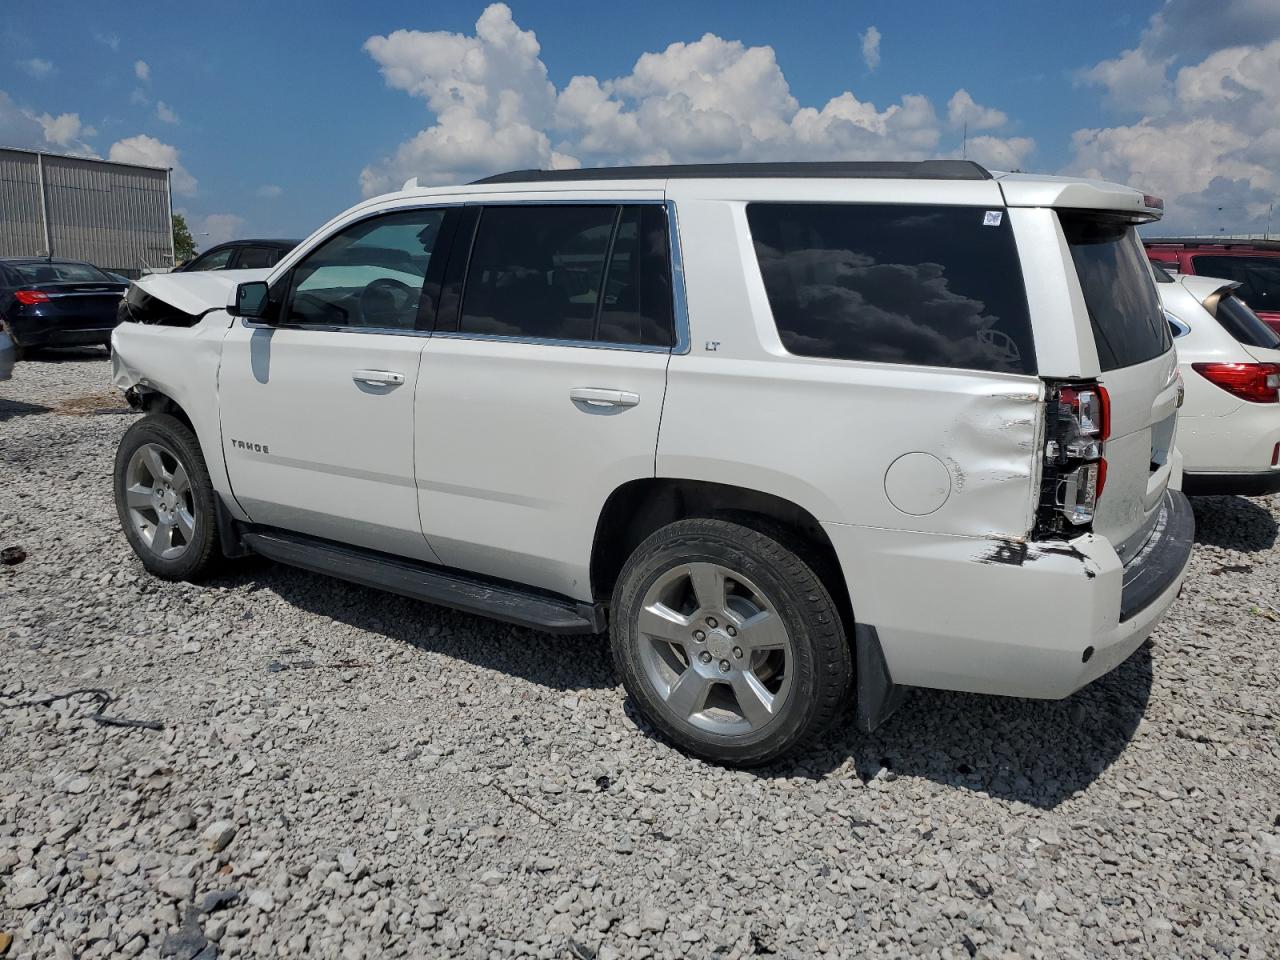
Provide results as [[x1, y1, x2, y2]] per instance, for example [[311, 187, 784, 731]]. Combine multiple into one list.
[[251, 196, 691, 354], [239, 317, 432, 338], [1165, 311, 1191, 339], [431, 330, 671, 353]]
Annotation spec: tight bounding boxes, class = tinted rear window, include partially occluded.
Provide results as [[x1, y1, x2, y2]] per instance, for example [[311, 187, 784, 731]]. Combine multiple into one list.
[[746, 203, 1036, 374], [1061, 215, 1170, 371], [1191, 255, 1280, 314], [1216, 293, 1280, 350]]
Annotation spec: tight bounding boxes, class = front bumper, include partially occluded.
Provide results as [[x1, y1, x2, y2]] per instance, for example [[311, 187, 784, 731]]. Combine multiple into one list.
[[824, 490, 1194, 700]]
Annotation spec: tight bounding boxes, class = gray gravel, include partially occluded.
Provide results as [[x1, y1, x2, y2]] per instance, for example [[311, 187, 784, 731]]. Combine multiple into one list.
[[2, 350, 1279, 959]]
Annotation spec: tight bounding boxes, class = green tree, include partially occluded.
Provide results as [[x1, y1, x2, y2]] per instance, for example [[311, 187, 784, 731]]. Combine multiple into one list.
[[172, 213, 197, 263]]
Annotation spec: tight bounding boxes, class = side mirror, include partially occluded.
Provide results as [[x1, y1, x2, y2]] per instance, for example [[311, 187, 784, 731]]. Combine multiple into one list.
[[231, 281, 270, 319]]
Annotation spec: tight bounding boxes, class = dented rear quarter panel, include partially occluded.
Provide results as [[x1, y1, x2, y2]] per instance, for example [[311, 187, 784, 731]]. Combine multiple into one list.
[[658, 194, 1045, 540]]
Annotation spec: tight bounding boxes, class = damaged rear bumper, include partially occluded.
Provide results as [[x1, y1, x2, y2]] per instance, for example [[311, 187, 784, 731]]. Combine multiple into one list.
[[825, 489, 1194, 704]]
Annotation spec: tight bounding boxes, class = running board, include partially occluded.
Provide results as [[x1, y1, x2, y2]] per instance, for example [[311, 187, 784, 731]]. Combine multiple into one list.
[[239, 527, 606, 635]]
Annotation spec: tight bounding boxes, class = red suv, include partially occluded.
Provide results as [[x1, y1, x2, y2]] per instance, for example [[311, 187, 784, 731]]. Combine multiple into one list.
[[1145, 238, 1280, 334]]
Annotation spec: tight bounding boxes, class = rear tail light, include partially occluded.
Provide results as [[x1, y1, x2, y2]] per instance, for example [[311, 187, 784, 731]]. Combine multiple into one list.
[[1192, 362, 1280, 404], [14, 289, 50, 305], [1040, 382, 1111, 531]]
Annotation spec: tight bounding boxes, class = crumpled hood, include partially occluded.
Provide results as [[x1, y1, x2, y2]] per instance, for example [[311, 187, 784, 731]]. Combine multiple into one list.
[[133, 268, 272, 315]]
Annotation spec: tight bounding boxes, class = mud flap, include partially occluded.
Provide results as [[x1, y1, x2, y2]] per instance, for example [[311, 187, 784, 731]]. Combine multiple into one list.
[[854, 623, 905, 733], [214, 496, 252, 559]]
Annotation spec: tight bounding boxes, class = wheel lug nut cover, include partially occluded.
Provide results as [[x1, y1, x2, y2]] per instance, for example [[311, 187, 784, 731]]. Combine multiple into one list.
[[706, 617, 718, 628], [699, 651, 712, 663], [733, 647, 743, 659], [726, 625, 737, 636], [693, 630, 706, 641], [719, 660, 730, 672]]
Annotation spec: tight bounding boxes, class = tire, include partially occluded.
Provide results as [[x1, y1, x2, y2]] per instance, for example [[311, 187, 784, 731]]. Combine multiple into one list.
[[610, 518, 852, 766], [113, 414, 222, 581]]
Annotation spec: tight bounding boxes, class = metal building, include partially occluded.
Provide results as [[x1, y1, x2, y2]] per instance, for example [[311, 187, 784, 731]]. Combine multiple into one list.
[[0, 146, 174, 277]]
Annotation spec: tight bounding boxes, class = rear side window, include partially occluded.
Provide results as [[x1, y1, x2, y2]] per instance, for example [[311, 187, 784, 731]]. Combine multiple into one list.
[[1061, 215, 1170, 371], [236, 246, 278, 269], [1191, 255, 1280, 314], [456, 204, 673, 347], [746, 203, 1036, 374], [1215, 293, 1280, 350]]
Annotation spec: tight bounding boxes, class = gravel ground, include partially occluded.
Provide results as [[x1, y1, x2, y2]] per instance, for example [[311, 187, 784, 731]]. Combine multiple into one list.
[[2, 350, 1279, 960]]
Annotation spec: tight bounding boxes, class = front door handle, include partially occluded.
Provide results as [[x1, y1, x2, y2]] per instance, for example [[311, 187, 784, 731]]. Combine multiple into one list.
[[353, 369, 405, 386], [570, 387, 640, 408]]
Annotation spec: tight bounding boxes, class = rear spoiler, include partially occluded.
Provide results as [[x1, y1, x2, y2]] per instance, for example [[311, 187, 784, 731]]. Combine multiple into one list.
[[996, 173, 1164, 223]]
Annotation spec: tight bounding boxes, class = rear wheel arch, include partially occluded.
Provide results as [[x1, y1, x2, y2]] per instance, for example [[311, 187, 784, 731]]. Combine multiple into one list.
[[590, 478, 854, 632]]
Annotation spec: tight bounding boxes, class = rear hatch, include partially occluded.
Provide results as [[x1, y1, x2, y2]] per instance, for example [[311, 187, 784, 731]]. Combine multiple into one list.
[[1061, 213, 1179, 562]]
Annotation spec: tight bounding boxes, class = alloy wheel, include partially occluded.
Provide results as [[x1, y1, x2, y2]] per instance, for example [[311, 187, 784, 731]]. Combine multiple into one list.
[[123, 442, 196, 560], [636, 561, 793, 736]]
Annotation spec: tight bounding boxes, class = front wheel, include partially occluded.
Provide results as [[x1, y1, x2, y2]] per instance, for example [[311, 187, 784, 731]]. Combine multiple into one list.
[[113, 414, 222, 580], [610, 518, 852, 767]]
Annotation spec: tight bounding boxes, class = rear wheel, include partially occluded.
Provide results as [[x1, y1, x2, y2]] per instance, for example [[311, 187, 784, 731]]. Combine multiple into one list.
[[610, 518, 852, 766], [114, 414, 221, 580]]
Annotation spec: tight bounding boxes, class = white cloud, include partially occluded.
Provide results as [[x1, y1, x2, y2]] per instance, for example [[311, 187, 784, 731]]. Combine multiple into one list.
[[108, 134, 197, 195], [359, 5, 1029, 195], [198, 213, 246, 246], [134, 60, 150, 82], [256, 184, 283, 198], [946, 89, 1008, 131], [36, 112, 84, 147], [130, 87, 149, 107], [156, 101, 179, 124], [19, 58, 55, 80], [96, 33, 121, 52], [0, 91, 97, 156], [860, 26, 881, 72], [1066, 0, 1280, 234]]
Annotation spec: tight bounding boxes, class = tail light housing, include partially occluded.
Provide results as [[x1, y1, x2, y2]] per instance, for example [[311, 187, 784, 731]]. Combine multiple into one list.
[[1192, 362, 1280, 404], [14, 289, 50, 305], [1038, 382, 1111, 533]]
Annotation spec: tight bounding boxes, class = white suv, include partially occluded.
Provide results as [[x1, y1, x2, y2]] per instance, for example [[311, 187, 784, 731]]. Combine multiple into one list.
[[111, 161, 1193, 766]]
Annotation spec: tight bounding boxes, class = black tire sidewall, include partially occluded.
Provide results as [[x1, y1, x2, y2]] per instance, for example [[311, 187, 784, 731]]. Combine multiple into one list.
[[611, 519, 850, 766], [114, 414, 220, 580]]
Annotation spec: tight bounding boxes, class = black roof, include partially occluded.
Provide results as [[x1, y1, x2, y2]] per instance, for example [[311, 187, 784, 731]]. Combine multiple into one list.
[[205, 238, 301, 248], [1145, 237, 1280, 251], [471, 160, 992, 185]]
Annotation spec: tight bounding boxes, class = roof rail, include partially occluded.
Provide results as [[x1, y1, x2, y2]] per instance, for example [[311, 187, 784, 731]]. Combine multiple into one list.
[[470, 160, 992, 185], [1144, 236, 1280, 250]]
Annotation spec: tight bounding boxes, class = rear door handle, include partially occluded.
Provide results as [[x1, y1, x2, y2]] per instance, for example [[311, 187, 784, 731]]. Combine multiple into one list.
[[570, 387, 640, 408], [353, 369, 405, 386]]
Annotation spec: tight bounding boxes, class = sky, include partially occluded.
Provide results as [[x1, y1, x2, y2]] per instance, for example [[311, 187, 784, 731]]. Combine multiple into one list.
[[4, 1, 1279, 249]]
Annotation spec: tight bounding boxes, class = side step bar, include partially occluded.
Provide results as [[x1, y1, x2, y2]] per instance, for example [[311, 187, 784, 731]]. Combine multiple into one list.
[[239, 527, 607, 635]]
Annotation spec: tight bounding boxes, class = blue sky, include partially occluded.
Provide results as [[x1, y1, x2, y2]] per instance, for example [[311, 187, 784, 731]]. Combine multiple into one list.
[[4, 1, 1279, 247]]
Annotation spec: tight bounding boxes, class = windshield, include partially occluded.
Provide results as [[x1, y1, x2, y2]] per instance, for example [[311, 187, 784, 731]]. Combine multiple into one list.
[[1061, 214, 1170, 371], [11, 262, 113, 284]]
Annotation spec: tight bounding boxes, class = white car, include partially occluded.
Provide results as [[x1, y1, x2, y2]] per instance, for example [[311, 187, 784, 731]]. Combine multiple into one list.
[[109, 161, 1192, 766], [1158, 270, 1280, 496]]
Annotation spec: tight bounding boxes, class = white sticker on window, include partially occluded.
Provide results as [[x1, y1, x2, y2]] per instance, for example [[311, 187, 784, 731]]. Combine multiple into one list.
[[983, 210, 1003, 226]]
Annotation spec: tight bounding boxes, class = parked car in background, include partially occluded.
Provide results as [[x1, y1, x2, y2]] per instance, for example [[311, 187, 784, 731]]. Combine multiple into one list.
[[175, 239, 300, 273], [0, 258, 128, 358], [0, 327, 14, 380], [110, 161, 1193, 766], [1145, 238, 1280, 334], [1157, 269, 1280, 496]]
